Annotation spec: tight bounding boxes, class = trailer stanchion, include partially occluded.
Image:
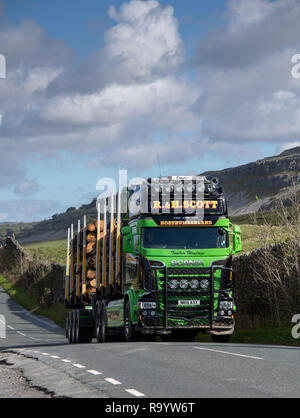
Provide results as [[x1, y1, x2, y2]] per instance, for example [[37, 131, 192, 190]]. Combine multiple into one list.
[[76, 219, 81, 298], [96, 202, 101, 291], [82, 215, 87, 296], [102, 199, 107, 295], [109, 194, 115, 292], [115, 190, 121, 289], [70, 224, 74, 301], [65, 227, 70, 303]]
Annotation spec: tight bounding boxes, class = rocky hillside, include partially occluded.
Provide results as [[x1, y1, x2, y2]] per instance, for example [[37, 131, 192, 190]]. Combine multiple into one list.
[[3, 146, 300, 244], [16, 199, 97, 244], [202, 146, 300, 215]]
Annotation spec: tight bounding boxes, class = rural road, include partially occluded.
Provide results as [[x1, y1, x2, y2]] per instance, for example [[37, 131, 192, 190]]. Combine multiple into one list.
[[1, 286, 300, 398]]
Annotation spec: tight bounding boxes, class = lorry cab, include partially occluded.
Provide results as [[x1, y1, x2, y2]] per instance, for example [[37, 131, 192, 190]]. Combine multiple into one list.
[[65, 176, 242, 344]]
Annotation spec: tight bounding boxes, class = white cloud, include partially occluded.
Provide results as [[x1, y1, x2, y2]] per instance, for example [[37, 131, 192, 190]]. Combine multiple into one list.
[[0, 0, 201, 181], [193, 0, 300, 145]]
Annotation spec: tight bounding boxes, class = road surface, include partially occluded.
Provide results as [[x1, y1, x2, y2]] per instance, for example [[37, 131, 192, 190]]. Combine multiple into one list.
[[1, 286, 300, 398]]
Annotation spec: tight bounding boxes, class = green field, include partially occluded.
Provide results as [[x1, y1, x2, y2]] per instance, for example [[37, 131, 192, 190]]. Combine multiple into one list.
[[24, 239, 67, 265], [0, 222, 37, 242], [22, 221, 283, 265]]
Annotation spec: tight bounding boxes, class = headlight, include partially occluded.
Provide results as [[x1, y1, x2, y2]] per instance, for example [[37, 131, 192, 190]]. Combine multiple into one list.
[[200, 279, 209, 289], [138, 301, 157, 309], [219, 301, 233, 310], [169, 279, 179, 289], [180, 279, 189, 289], [190, 279, 199, 289]]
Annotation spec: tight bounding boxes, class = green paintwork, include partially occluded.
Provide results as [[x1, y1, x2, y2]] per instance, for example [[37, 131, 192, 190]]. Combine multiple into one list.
[[108, 216, 241, 329]]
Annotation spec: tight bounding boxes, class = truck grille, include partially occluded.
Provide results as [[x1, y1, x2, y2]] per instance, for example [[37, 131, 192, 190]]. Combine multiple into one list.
[[142, 265, 233, 329]]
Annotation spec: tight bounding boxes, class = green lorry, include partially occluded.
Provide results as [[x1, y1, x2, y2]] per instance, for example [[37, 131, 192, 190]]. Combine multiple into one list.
[[65, 176, 242, 344]]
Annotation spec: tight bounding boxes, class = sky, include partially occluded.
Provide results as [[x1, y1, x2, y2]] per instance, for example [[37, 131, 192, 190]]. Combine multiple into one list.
[[0, 0, 300, 222]]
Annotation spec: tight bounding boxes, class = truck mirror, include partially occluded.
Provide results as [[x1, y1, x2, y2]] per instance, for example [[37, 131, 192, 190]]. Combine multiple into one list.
[[233, 225, 242, 253], [233, 225, 241, 234]]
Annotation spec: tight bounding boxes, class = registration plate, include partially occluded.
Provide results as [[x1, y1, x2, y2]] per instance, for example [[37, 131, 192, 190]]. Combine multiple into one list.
[[178, 300, 201, 306]]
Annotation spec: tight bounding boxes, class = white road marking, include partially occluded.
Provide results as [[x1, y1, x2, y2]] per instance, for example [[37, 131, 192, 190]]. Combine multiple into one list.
[[50, 355, 60, 359], [193, 346, 264, 360], [7, 325, 14, 330], [87, 370, 102, 375], [41, 353, 49, 356], [61, 359, 72, 363], [16, 331, 26, 336], [150, 342, 170, 345], [105, 378, 122, 385], [72, 363, 85, 369], [125, 389, 146, 397]]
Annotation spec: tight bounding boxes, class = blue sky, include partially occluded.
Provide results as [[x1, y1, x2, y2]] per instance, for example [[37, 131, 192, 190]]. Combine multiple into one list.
[[0, 0, 298, 221]]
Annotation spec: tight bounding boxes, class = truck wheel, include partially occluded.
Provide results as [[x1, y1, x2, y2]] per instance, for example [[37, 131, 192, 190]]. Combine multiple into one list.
[[95, 304, 102, 343], [66, 315, 69, 339], [124, 301, 135, 342], [100, 306, 108, 343], [211, 334, 231, 343], [68, 311, 74, 344], [75, 310, 93, 344]]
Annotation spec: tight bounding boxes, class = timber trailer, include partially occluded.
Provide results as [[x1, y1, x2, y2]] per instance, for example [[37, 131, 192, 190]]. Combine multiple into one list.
[[64, 176, 242, 343]]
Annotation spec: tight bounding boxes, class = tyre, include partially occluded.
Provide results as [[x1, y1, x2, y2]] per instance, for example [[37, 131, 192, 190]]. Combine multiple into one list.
[[66, 315, 69, 339], [95, 304, 102, 343], [100, 306, 108, 343], [124, 301, 136, 342], [211, 334, 231, 343], [76, 310, 93, 344], [68, 311, 74, 344]]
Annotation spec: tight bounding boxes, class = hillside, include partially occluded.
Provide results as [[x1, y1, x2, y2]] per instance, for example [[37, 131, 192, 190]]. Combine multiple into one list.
[[202, 146, 300, 215], [2, 146, 300, 244], [16, 200, 97, 245]]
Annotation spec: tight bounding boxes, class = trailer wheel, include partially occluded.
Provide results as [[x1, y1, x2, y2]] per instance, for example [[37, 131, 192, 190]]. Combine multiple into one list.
[[124, 301, 135, 342], [68, 311, 74, 344], [100, 306, 108, 343], [66, 315, 69, 339], [95, 304, 102, 343], [211, 334, 231, 343], [74, 310, 93, 344]]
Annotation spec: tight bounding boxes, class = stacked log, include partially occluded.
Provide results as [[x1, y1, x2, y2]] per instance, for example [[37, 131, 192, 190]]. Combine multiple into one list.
[[70, 217, 120, 300]]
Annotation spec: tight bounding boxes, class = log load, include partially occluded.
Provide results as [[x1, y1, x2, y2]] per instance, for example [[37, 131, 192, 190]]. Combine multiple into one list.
[[69, 218, 121, 300]]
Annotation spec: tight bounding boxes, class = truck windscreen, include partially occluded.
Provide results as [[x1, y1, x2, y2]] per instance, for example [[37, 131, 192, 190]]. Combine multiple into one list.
[[142, 227, 228, 250]]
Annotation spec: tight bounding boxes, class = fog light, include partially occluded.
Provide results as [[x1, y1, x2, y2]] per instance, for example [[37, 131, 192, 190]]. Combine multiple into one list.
[[169, 279, 179, 289], [190, 279, 199, 289], [200, 279, 209, 289], [180, 279, 189, 289], [142, 310, 148, 316]]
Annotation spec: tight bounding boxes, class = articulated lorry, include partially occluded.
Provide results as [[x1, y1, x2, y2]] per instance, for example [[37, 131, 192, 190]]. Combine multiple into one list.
[[64, 176, 242, 344]]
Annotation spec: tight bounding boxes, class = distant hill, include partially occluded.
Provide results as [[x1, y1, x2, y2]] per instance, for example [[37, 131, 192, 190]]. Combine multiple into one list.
[[3, 146, 300, 244], [16, 200, 97, 245], [202, 146, 300, 215]]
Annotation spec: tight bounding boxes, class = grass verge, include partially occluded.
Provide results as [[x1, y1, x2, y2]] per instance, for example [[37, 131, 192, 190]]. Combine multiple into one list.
[[0, 273, 67, 327], [1, 273, 298, 346]]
